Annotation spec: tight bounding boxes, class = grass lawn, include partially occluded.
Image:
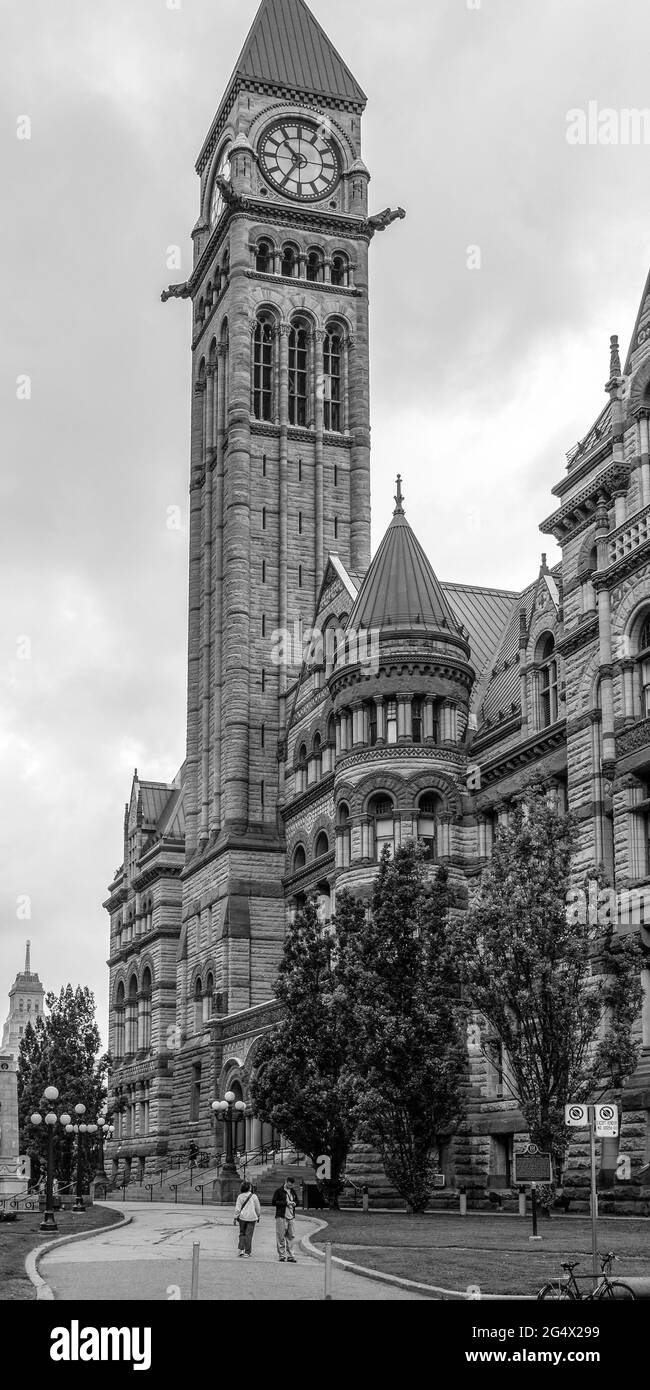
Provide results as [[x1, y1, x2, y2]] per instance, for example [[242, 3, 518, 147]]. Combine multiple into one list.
[[0, 1205, 124, 1301], [310, 1211, 650, 1296]]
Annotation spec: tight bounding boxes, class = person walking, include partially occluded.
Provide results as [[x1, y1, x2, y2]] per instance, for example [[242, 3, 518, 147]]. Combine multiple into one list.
[[233, 1181, 261, 1258], [272, 1178, 299, 1263]]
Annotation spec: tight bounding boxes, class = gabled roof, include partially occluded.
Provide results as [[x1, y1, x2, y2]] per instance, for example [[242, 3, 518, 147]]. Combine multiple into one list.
[[348, 480, 464, 638], [232, 0, 366, 106]]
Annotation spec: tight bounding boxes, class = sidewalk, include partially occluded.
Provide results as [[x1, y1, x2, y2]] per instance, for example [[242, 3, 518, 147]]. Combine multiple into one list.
[[38, 1203, 428, 1301]]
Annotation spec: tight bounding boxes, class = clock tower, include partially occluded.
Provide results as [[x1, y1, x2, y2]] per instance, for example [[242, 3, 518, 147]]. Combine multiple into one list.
[[166, 0, 386, 1024]]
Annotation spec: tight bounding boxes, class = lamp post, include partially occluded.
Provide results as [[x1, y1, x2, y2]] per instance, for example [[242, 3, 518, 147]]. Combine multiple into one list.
[[211, 1092, 246, 1174], [96, 1122, 114, 1182], [66, 1103, 89, 1213], [30, 1087, 72, 1232]]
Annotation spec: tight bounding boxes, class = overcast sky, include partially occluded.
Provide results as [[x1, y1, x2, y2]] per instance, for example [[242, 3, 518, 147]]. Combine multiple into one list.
[[3, 0, 650, 1044]]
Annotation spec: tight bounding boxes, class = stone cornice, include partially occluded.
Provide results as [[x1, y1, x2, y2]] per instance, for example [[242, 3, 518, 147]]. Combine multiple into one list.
[[596, 536, 650, 589], [476, 722, 567, 787], [540, 461, 631, 541], [245, 269, 359, 297], [335, 745, 465, 776], [329, 654, 474, 701], [557, 613, 599, 657], [249, 420, 353, 449], [283, 850, 336, 892], [471, 715, 522, 755], [616, 716, 650, 759], [552, 439, 612, 498], [215, 998, 284, 1042], [282, 772, 334, 821]]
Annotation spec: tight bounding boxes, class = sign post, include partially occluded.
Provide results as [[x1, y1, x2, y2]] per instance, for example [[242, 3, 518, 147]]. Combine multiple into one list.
[[565, 1102, 619, 1287]]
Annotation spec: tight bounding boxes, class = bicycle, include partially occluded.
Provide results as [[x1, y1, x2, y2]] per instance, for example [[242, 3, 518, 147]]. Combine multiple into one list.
[[537, 1251, 635, 1300]]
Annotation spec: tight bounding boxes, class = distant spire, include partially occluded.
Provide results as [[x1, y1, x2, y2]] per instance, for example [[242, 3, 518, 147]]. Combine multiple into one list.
[[394, 475, 405, 516], [25, 940, 31, 974]]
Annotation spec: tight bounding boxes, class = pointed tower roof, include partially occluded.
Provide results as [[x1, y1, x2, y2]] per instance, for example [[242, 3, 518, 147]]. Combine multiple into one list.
[[348, 478, 465, 638], [232, 0, 366, 107]]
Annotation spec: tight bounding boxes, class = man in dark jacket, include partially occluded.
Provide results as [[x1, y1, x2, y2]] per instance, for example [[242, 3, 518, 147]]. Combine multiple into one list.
[[272, 1178, 299, 1263]]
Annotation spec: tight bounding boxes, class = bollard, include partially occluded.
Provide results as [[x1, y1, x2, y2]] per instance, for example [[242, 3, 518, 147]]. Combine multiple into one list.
[[324, 1241, 333, 1301], [529, 1182, 542, 1242], [518, 1186, 526, 1218], [459, 1186, 467, 1217], [466, 1285, 482, 1300], [362, 1184, 369, 1213], [191, 1242, 200, 1301]]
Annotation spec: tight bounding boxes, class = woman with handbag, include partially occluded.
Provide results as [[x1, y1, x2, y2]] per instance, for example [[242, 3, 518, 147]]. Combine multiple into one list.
[[233, 1181, 261, 1257]]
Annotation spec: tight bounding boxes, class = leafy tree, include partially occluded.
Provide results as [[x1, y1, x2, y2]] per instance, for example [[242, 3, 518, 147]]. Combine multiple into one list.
[[458, 783, 644, 1180], [335, 845, 467, 1213], [18, 985, 110, 1190], [250, 899, 357, 1205]]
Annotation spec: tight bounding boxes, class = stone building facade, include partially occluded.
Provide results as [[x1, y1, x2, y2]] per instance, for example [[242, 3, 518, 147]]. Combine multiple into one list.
[[104, 0, 650, 1198]]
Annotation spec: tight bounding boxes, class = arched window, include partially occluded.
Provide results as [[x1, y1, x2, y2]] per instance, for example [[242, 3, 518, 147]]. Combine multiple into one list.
[[337, 802, 351, 869], [369, 794, 395, 861], [417, 795, 439, 861], [315, 831, 329, 860], [126, 975, 138, 1055], [296, 742, 308, 795], [141, 968, 152, 1051], [281, 244, 298, 278], [293, 845, 307, 873], [331, 254, 348, 287], [253, 315, 274, 421], [386, 700, 398, 745], [204, 972, 215, 1023], [256, 240, 273, 273], [412, 698, 424, 744], [306, 249, 323, 282], [194, 977, 203, 1034], [324, 329, 342, 432], [538, 635, 559, 728], [289, 322, 309, 426], [638, 614, 650, 717], [197, 297, 205, 327], [312, 734, 322, 783], [115, 983, 126, 1060]]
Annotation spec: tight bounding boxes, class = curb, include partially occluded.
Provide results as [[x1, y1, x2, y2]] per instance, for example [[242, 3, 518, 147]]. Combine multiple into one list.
[[25, 1206, 133, 1301], [299, 1219, 530, 1302]]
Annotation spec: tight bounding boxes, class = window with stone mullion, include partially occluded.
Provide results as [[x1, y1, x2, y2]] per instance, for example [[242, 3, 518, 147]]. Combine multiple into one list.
[[289, 326, 309, 427], [324, 331, 342, 432], [253, 321, 274, 421]]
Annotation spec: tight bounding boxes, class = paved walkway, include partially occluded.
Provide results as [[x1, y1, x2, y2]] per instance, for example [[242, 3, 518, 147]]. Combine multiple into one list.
[[39, 1204, 427, 1301]]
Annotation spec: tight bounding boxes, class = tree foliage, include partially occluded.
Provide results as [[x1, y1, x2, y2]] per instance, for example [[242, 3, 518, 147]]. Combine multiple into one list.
[[250, 899, 357, 1203], [18, 985, 110, 1188], [458, 784, 644, 1176], [335, 845, 467, 1213]]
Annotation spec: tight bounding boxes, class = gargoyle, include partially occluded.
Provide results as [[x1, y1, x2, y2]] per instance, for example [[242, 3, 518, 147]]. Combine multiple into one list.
[[213, 173, 236, 205], [161, 282, 191, 304], [367, 206, 406, 232]]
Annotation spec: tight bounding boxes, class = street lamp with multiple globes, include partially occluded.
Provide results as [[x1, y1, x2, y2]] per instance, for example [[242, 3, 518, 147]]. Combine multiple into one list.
[[211, 1092, 246, 1174], [65, 1104, 98, 1213], [95, 1121, 115, 1183], [30, 1087, 72, 1232]]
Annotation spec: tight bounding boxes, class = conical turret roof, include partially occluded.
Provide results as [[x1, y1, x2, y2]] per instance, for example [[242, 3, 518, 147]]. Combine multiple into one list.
[[348, 478, 465, 638]]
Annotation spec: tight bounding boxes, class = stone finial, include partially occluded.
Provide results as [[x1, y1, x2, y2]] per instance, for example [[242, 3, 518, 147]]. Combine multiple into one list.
[[541, 553, 548, 573], [394, 475, 405, 516], [610, 334, 622, 379], [519, 609, 527, 648], [25, 941, 31, 974]]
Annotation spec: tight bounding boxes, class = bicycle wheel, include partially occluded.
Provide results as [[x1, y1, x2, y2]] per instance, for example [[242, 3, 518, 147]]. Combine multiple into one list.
[[598, 1280, 636, 1301], [537, 1282, 575, 1300]]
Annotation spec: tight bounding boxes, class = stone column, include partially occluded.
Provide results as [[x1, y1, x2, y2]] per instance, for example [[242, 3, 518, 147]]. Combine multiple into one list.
[[477, 815, 487, 859], [424, 698, 436, 742], [314, 329, 326, 591], [375, 696, 386, 744], [398, 696, 413, 743], [595, 497, 616, 769], [613, 488, 627, 529], [212, 343, 227, 833], [640, 415, 650, 507], [335, 715, 342, 758]]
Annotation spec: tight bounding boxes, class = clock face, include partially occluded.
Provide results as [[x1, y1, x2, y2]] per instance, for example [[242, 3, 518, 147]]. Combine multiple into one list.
[[258, 120, 340, 202], [210, 145, 232, 226]]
